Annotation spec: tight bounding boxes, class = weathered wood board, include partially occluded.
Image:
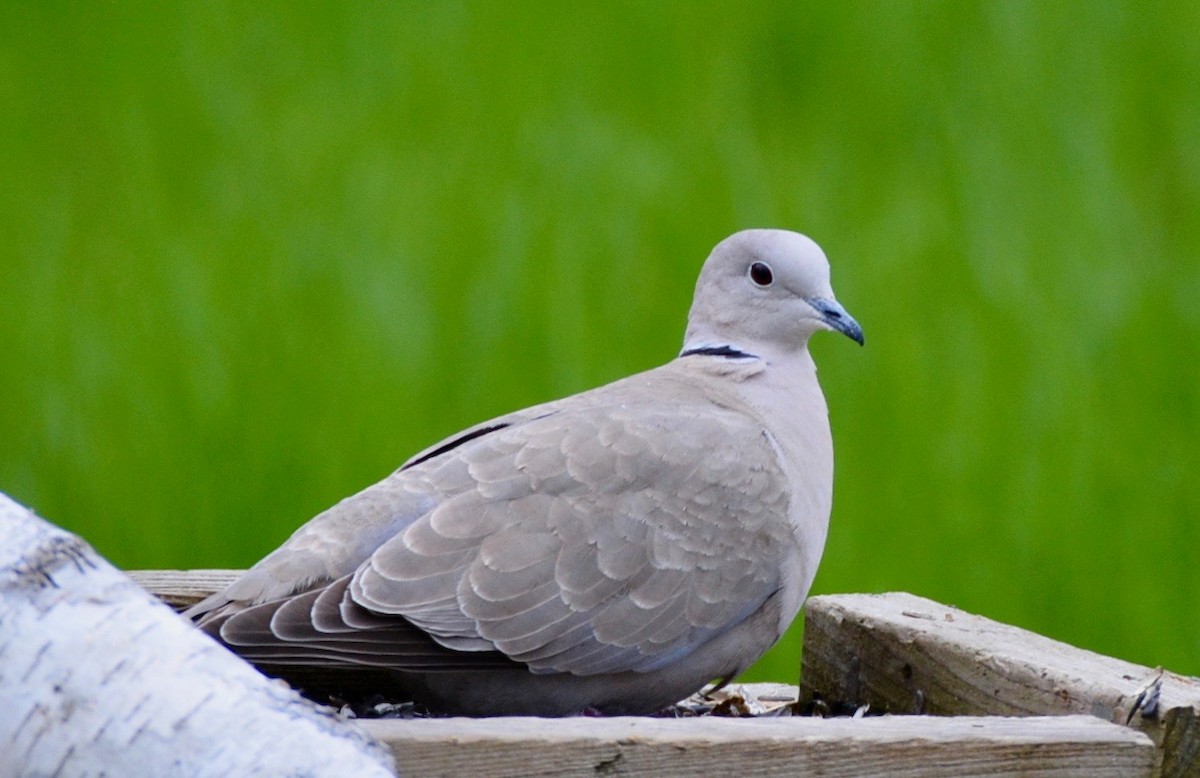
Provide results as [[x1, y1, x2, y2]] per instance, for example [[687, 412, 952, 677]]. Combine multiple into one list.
[[359, 714, 1154, 777], [801, 592, 1200, 777], [126, 568, 242, 610]]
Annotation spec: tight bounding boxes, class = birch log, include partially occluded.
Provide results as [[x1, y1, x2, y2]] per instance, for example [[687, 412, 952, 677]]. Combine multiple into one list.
[[0, 493, 396, 778]]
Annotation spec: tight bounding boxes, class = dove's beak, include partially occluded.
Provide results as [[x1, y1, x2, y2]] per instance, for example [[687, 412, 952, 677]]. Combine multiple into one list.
[[806, 297, 864, 346]]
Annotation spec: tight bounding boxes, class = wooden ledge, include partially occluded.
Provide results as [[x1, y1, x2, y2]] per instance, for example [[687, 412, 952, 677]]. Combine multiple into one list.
[[127, 568, 241, 609], [129, 571, 1197, 777], [359, 714, 1152, 777], [802, 593, 1200, 777]]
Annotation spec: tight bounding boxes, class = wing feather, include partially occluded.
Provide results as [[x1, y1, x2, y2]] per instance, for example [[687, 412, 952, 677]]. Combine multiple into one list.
[[196, 380, 797, 680]]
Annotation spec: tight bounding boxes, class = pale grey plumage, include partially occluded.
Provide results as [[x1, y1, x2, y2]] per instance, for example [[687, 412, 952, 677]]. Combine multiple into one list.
[[187, 229, 862, 715]]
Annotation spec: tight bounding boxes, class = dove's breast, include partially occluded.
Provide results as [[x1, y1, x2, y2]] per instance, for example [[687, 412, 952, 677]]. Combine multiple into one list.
[[672, 348, 834, 636]]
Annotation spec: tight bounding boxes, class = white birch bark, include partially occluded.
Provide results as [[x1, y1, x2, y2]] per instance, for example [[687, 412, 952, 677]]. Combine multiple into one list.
[[0, 492, 396, 778]]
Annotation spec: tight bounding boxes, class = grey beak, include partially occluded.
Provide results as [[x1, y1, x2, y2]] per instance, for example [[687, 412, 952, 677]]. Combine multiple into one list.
[[806, 297, 864, 346]]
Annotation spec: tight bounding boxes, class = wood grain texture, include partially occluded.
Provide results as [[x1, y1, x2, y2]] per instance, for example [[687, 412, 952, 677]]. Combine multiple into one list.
[[801, 592, 1200, 777], [360, 714, 1153, 777], [127, 568, 242, 609]]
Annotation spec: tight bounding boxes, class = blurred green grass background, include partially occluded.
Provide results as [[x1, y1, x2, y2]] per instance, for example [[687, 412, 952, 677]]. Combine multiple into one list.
[[2, 2, 1197, 683]]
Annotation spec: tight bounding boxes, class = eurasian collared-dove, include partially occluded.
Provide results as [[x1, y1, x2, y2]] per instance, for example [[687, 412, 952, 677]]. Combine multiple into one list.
[[188, 229, 863, 716]]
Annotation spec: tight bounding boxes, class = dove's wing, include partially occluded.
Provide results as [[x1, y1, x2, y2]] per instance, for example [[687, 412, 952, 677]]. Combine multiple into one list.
[[207, 391, 798, 677]]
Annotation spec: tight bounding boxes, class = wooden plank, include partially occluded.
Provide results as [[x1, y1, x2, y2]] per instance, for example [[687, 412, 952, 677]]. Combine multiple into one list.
[[800, 592, 1200, 778], [125, 572, 1178, 773], [126, 568, 242, 609], [359, 714, 1153, 777]]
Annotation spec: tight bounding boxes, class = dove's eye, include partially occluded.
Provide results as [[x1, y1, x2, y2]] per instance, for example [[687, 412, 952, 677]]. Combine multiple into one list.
[[749, 262, 774, 287]]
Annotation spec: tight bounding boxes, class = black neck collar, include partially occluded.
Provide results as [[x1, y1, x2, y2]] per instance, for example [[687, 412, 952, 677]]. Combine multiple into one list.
[[679, 345, 759, 359]]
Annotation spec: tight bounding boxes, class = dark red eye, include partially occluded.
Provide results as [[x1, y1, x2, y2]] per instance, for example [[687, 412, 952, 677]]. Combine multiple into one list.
[[749, 262, 773, 286]]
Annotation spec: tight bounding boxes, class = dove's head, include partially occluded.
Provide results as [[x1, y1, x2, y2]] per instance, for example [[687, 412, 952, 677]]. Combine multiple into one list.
[[682, 229, 863, 358]]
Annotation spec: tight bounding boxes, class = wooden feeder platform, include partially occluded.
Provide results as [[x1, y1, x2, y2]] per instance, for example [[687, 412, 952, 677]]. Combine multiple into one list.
[[131, 570, 1199, 777]]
